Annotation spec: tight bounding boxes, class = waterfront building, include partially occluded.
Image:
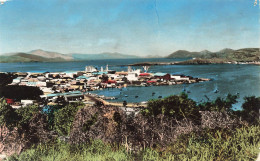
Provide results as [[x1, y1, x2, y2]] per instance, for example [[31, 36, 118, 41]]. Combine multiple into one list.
[[21, 100, 36, 107], [85, 66, 97, 72], [154, 73, 171, 81], [12, 77, 23, 83]]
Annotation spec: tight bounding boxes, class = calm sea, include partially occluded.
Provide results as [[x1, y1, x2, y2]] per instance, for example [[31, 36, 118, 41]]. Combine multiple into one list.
[[0, 58, 259, 109]]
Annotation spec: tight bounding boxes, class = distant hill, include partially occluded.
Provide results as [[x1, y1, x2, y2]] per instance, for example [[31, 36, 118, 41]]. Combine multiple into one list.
[[167, 50, 204, 58], [70, 52, 140, 60], [1, 48, 259, 63], [0, 52, 72, 63], [0, 50, 141, 63], [29, 49, 73, 60], [166, 48, 260, 61]]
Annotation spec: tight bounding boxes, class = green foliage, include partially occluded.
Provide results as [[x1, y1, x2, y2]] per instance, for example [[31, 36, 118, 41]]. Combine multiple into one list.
[[142, 93, 199, 122], [163, 125, 260, 161], [16, 105, 39, 129], [9, 125, 260, 161], [0, 98, 18, 128], [0, 98, 41, 131], [53, 102, 85, 136], [240, 96, 260, 125], [198, 94, 238, 112], [8, 140, 132, 161]]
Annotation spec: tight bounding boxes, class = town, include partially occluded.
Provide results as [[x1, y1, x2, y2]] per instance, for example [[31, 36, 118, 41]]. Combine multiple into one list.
[[3, 65, 210, 108]]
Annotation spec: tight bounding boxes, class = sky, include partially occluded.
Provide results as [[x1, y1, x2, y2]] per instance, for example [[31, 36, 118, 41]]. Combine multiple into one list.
[[0, 0, 259, 56]]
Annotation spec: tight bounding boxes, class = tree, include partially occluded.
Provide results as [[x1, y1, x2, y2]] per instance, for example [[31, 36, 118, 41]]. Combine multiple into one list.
[[0, 85, 43, 100], [0, 98, 18, 129], [53, 102, 85, 136], [0, 73, 18, 97], [240, 96, 260, 124], [141, 93, 200, 123], [16, 105, 39, 130], [55, 96, 67, 105], [198, 94, 238, 112], [0, 73, 17, 87]]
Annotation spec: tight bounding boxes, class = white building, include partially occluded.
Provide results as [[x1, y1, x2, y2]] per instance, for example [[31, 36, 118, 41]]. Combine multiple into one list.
[[127, 69, 141, 81], [171, 75, 182, 80], [85, 66, 97, 72], [21, 100, 36, 107], [171, 75, 190, 81], [127, 73, 138, 81], [12, 77, 23, 83]]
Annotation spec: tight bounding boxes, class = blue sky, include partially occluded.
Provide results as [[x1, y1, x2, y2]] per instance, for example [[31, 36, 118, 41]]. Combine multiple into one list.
[[0, 0, 259, 56]]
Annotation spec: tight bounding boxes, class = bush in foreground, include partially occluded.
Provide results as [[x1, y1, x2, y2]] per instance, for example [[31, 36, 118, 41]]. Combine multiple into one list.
[[8, 125, 260, 161]]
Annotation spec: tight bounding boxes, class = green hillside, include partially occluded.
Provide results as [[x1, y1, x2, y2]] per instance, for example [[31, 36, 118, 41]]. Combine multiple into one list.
[[167, 48, 260, 61]]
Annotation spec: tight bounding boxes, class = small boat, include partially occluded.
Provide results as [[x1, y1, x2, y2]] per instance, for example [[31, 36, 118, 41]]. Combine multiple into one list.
[[158, 96, 162, 98], [214, 89, 219, 93], [135, 96, 139, 98], [124, 95, 128, 97], [152, 92, 155, 96]]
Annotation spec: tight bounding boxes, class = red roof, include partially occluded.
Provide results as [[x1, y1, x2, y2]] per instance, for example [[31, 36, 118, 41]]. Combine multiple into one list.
[[139, 73, 150, 76], [106, 80, 117, 83], [147, 80, 157, 83], [6, 98, 14, 104]]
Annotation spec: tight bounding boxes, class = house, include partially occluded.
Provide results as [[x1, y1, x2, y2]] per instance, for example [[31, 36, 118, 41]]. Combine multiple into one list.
[[45, 91, 84, 102], [21, 100, 36, 107], [171, 75, 182, 80], [40, 87, 54, 95], [154, 73, 171, 81], [127, 72, 138, 81], [12, 77, 23, 84], [139, 73, 151, 77], [76, 75, 90, 80], [6, 98, 14, 105]]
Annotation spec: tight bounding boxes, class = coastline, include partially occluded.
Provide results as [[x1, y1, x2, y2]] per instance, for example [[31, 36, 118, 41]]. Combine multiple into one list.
[[127, 59, 260, 66]]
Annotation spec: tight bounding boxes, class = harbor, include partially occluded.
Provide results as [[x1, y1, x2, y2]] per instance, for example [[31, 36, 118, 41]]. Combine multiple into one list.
[[3, 65, 210, 108]]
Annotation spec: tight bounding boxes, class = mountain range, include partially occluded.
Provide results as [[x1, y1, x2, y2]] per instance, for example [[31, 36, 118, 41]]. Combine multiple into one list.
[[0, 48, 259, 63], [166, 48, 260, 61], [0, 49, 140, 63]]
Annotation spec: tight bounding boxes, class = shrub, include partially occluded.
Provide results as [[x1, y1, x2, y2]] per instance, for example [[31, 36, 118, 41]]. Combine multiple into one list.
[[198, 94, 238, 112], [53, 102, 85, 136], [0, 98, 18, 129], [141, 93, 200, 123], [241, 96, 260, 125], [8, 125, 260, 161], [16, 105, 40, 130]]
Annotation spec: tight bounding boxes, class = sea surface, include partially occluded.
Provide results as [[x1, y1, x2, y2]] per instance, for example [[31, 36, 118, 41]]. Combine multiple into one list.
[[0, 58, 259, 109]]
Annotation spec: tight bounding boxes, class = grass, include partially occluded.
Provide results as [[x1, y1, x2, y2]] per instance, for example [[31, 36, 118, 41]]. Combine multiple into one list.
[[8, 125, 260, 161]]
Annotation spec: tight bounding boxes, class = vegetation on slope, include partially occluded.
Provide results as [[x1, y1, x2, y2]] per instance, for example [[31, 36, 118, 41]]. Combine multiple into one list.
[[0, 93, 259, 160], [8, 125, 260, 161]]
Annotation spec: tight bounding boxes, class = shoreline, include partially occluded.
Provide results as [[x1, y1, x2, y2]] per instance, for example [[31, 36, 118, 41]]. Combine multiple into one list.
[[126, 59, 260, 66]]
